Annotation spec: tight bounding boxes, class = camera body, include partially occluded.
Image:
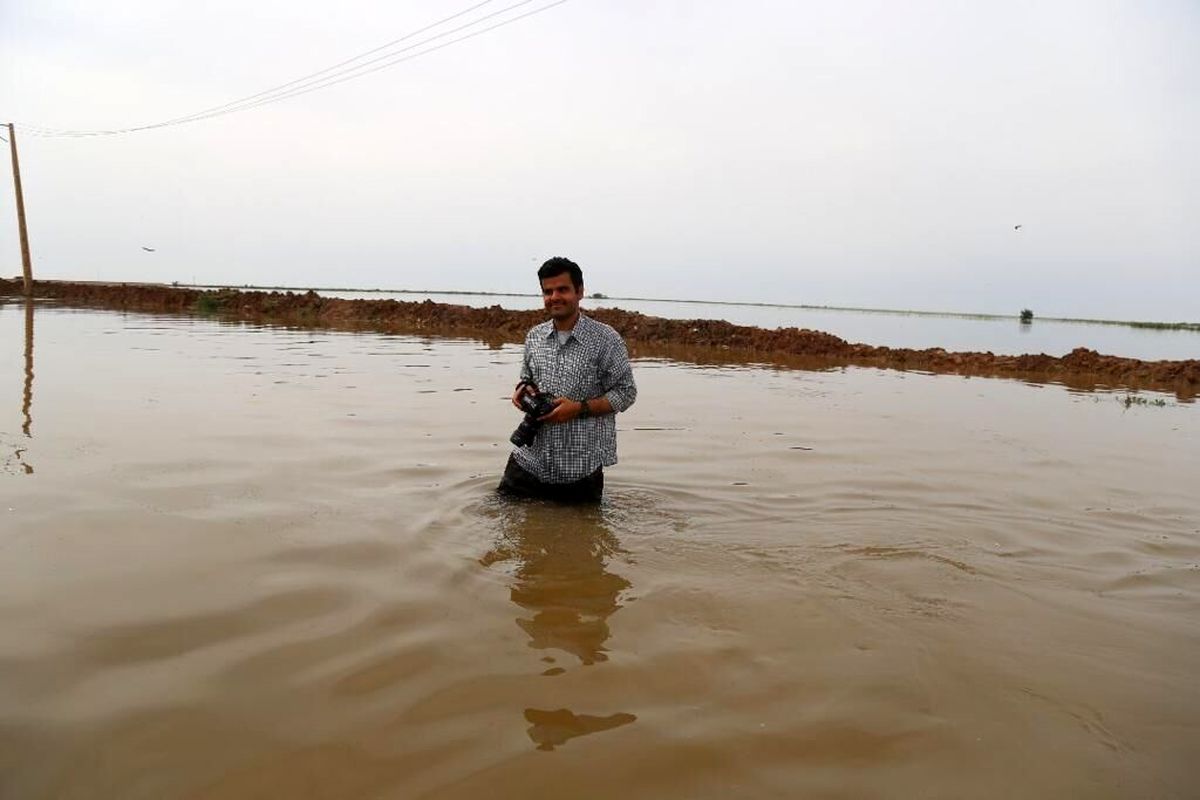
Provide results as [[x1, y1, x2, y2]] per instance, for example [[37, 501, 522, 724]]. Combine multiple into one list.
[[510, 389, 559, 447]]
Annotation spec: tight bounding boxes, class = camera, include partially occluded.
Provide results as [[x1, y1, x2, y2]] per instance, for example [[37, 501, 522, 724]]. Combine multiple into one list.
[[510, 386, 559, 447]]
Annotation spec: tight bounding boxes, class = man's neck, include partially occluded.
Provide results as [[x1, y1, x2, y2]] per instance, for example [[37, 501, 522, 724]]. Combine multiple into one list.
[[553, 311, 580, 332]]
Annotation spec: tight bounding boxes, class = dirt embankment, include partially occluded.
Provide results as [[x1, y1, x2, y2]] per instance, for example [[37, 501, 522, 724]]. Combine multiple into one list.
[[5, 279, 1197, 399]]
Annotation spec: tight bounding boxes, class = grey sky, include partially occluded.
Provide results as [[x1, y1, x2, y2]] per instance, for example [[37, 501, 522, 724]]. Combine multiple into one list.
[[2, 0, 1197, 319]]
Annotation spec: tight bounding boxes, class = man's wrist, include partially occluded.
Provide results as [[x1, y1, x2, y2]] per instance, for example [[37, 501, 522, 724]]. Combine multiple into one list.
[[578, 398, 591, 418]]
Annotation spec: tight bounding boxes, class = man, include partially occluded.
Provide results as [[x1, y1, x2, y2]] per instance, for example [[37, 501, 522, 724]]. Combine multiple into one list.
[[498, 257, 637, 503]]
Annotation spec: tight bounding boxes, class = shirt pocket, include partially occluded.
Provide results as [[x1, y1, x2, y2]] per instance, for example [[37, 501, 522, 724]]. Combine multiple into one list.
[[565, 348, 603, 399]]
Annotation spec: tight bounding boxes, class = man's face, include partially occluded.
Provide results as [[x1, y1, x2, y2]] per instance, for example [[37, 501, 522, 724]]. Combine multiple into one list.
[[540, 272, 583, 322]]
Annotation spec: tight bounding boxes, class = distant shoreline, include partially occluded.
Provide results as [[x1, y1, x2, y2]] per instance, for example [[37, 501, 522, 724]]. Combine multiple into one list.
[[5, 278, 1197, 400], [178, 281, 1200, 333]]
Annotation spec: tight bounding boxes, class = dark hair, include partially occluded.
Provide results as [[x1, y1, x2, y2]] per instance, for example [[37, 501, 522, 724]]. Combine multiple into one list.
[[537, 257, 583, 290]]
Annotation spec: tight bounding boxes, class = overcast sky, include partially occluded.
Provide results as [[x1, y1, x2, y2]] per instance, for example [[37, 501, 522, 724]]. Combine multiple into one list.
[[2, 0, 1197, 319]]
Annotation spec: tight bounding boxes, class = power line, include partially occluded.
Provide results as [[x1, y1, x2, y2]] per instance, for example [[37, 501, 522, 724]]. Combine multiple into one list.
[[150, 0, 549, 131], [20, 0, 572, 138], [21, 0, 560, 137], [154, 0, 504, 127]]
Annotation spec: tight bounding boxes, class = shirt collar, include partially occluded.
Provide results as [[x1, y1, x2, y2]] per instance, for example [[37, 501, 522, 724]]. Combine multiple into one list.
[[542, 312, 594, 343]]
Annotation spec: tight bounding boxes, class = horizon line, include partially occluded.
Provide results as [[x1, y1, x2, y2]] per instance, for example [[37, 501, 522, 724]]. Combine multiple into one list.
[[27, 278, 1200, 332]]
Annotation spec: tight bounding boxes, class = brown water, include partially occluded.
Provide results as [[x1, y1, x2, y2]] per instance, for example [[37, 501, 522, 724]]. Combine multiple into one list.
[[2, 300, 1198, 799]]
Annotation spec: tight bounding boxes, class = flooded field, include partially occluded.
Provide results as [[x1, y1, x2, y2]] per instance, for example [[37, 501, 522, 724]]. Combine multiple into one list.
[[2, 300, 1198, 799], [302, 289, 1200, 362]]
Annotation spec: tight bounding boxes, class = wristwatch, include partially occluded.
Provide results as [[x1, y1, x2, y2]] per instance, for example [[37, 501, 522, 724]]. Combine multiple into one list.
[[578, 398, 591, 418]]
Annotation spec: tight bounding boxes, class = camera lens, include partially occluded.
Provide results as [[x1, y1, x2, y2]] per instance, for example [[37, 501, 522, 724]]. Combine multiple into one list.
[[515, 416, 545, 447], [510, 391, 555, 447]]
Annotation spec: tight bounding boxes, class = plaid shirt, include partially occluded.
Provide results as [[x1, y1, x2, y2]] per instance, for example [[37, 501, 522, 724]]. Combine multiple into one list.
[[512, 313, 637, 483]]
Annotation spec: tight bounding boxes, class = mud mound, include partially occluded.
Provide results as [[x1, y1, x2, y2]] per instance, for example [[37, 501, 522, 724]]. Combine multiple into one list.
[[4, 279, 1196, 399]]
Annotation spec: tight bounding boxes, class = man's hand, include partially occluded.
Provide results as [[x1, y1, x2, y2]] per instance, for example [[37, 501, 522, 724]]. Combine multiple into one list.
[[511, 383, 535, 410], [537, 397, 582, 424]]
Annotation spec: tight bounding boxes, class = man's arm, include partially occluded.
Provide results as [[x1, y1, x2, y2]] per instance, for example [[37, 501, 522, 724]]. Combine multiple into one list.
[[538, 337, 636, 423], [599, 337, 637, 412], [538, 394, 614, 423], [512, 337, 535, 409]]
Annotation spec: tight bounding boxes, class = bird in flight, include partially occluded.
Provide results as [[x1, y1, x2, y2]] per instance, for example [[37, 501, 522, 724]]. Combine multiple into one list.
[[141, 246, 156, 252], [1013, 225, 1023, 231]]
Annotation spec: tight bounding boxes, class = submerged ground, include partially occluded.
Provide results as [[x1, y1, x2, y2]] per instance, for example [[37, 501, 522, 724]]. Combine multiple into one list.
[[1, 301, 1197, 798]]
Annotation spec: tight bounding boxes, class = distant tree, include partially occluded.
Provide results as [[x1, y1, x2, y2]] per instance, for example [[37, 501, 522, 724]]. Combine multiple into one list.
[[592, 292, 607, 299], [1020, 308, 1034, 324]]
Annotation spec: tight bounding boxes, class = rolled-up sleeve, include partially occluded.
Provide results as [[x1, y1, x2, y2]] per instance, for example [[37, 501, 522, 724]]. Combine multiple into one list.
[[600, 339, 637, 413]]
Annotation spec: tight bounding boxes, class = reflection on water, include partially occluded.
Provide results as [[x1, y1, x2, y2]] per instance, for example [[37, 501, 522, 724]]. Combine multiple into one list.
[[481, 499, 638, 748], [22, 297, 33, 437], [5, 298, 34, 474], [482, 501, 630, 667], [523, 708, 637, 752]]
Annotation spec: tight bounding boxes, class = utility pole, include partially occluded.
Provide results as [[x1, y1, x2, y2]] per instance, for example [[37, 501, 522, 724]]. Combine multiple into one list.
[[6, 123, 33, 296]]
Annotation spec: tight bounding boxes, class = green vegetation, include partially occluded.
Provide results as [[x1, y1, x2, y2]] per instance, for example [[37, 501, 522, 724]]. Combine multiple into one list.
[[1121, 394, 1168, 408], [194, 294, 223, 314], [1126, 320, 1200, 331], [1020, 308, 1034, 324]]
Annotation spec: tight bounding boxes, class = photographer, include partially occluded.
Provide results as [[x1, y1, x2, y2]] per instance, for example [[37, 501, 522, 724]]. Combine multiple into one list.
[[498, 257, 637, 503]]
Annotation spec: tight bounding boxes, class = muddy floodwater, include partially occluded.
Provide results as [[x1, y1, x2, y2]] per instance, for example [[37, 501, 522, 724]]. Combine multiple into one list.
[[2, 300, 1198, 799]]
